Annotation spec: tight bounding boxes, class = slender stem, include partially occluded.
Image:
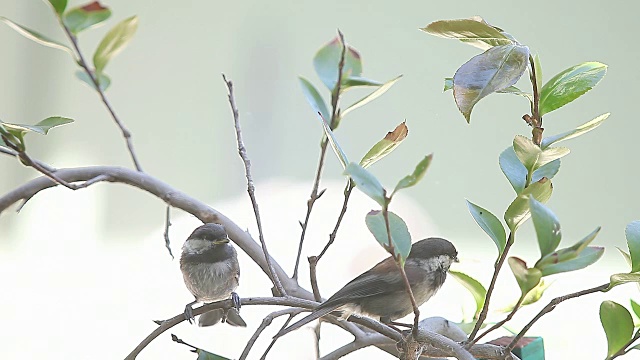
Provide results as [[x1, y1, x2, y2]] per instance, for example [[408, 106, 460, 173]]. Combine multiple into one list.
[[61, 25, 143, 171], [163, 205, 174, 259], [471, 293, 526, 345], [292, 30, 346, 280], [239, 308, 302, 360], [223, 74, 286, 296], [468, 232, 515, 342], [506, 282, 610, 352], [259, 314, 296, 360], [321, 337, 379, 360], [308, 256, 322, 301], [528, 54, 544, 146]]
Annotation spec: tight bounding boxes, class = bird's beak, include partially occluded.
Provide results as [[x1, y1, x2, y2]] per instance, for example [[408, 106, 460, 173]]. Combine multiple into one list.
[[454, 256, 460, 263], [213, 237, 230, 245]]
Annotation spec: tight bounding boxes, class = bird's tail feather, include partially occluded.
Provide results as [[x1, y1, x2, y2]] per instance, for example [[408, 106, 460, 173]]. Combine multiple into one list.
[[274, 306, 338, 338]]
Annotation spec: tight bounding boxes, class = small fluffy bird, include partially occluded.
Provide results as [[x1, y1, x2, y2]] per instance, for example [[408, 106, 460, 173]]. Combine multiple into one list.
[[276, 237, 458, 337], [180, 223, 246, 327]]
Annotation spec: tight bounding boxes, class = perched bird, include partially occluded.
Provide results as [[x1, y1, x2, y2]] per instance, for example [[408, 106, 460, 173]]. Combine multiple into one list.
[[180, 223, 246, 327], [276, 237, 458, 337]]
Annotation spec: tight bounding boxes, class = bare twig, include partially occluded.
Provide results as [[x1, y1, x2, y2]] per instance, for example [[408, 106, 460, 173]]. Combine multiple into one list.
[[472, 293, 526, 345], [260, 313, 296, 360], [60, 25, 143, 171], [507, 282, 610, 352], [163, 205, 174, 259], [321, 336, 380, 360], [292, 30, 347, 280], [222, 74, 286, 297], [307, 255, 322, 302], [317, 180, 355, 261], [239, 308, 303, 360], [468, 232, 515, 342]]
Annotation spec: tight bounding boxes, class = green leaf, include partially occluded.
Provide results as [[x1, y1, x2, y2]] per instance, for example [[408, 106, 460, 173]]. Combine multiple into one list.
[[75, 70, 111, 92], [0, 17, 74, 57], [508, 257, 542, 297], [341, 75, 402, 118], [420, 17, 514, 50], [365, 210, 412, 263], [344, 163, 386, 206], [444, 77, 532, 102], [0, 123, 25, 151], [466, 200, 506, 254], [539, 62, 607, 116], [541, 113, 610, 149], [0, 117, 73, 136], [450, 270, 486, 320], [536, 227, 601, 269], [313, 36, 362, 91], [342, 76, 383, 87], [626, 221, 640, 273], [501, 280, 552, 313], [531, 159, 561, 183], [93, 16, 138, 74], [392, 154, 433, 195], [608, 273, 640, 290], [529, 197, 562, 258], [618, 248, 633, 268], [360, 122, 408, 168], [499, 146, 527, 194], [63, 1, 112, 34], [195, 349, 231, 360], [533, 53, 543, 90], [600, 301, 634, 358], [299, 77, 330, 123], [504, 177, 553, 231], [452, 44, 529, 122], [513, 135, 570, 172], [316, 114, 349, 169], [48, 0, 67, 15], [538, 247, 604, 277], [631, 299, 640, 319]]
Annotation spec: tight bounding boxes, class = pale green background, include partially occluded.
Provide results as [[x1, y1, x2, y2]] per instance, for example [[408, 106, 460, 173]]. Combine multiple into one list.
[[0, 0, 638, 359]]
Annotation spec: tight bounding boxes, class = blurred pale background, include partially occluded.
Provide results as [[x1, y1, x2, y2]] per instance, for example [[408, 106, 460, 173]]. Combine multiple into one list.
[[0, 0, 638, 359]]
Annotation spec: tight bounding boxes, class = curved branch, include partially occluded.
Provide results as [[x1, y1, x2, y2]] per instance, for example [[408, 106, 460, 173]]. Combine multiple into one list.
[[239, 308, 303, 360]]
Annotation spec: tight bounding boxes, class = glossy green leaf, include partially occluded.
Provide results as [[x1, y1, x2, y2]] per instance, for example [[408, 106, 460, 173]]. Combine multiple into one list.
[[530, 197, 562, 258], [536, 227, 601, 269], [531, 159, 561, 183], [365, 210, 412, 263], [421, 17, 514, 50], [539, 246, 603, 277], [344, 163, 386, 206], [0, 17, 74, 57], [392, 154, 433, 195], [316, 114, 348, 169], [342, 76, 383, 87], [444, 77, 532, 102], [93, 16, 138, 74], [600, 301, 633, 358], [0, 123, 24, 151], [360, 122, 408, 169], [299, 77, 330, 123], [48, 0, 67, 15], [539, 62, 607, 116], [341, 75, 402, 118], [513, 135, 570, 173], [313, 36, 362, 91], [630, 299, 640, 319], [450, 270, 486, 319], [608, 273, 640, 290], [63, 1, 111, 34], [452, 44, 529, 122], [75, 70, 111, 92], [508, 257, 542, 297], [499, 147, 527, 194], [0, 117, 73, 136], [618, 248, 633, 268], [541, 113, 610, 149], [466, 200, 506, 253], [195, 349, 231, 360], [626, 221, 640, 273], [504, 177, 553, 231]]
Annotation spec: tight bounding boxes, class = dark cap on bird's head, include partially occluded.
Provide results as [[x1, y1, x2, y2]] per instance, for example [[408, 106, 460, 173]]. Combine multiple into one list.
[[408, 237, 458, 262], [187, 223, 229, 244]]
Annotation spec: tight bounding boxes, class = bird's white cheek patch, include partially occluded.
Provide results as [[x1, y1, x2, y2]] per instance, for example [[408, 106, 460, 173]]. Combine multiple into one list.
[[183, 239, 212, 254]]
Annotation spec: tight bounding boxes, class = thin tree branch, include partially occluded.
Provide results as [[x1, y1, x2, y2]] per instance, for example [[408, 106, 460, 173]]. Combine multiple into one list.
[[223, 74, 286, 297], [321, 336, 379, 360], [292, 30, 347, 280], [163, 205, 174, 259], [239, 308, 303, 360], [318, 180, 355, 261], [506, 282, 610, 352], [468, 232, 515, 342], [260, 313, 296, 360], [472, 293, 526, 345], [60, 25, 143, 171], [307, 255, 322, 302]]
